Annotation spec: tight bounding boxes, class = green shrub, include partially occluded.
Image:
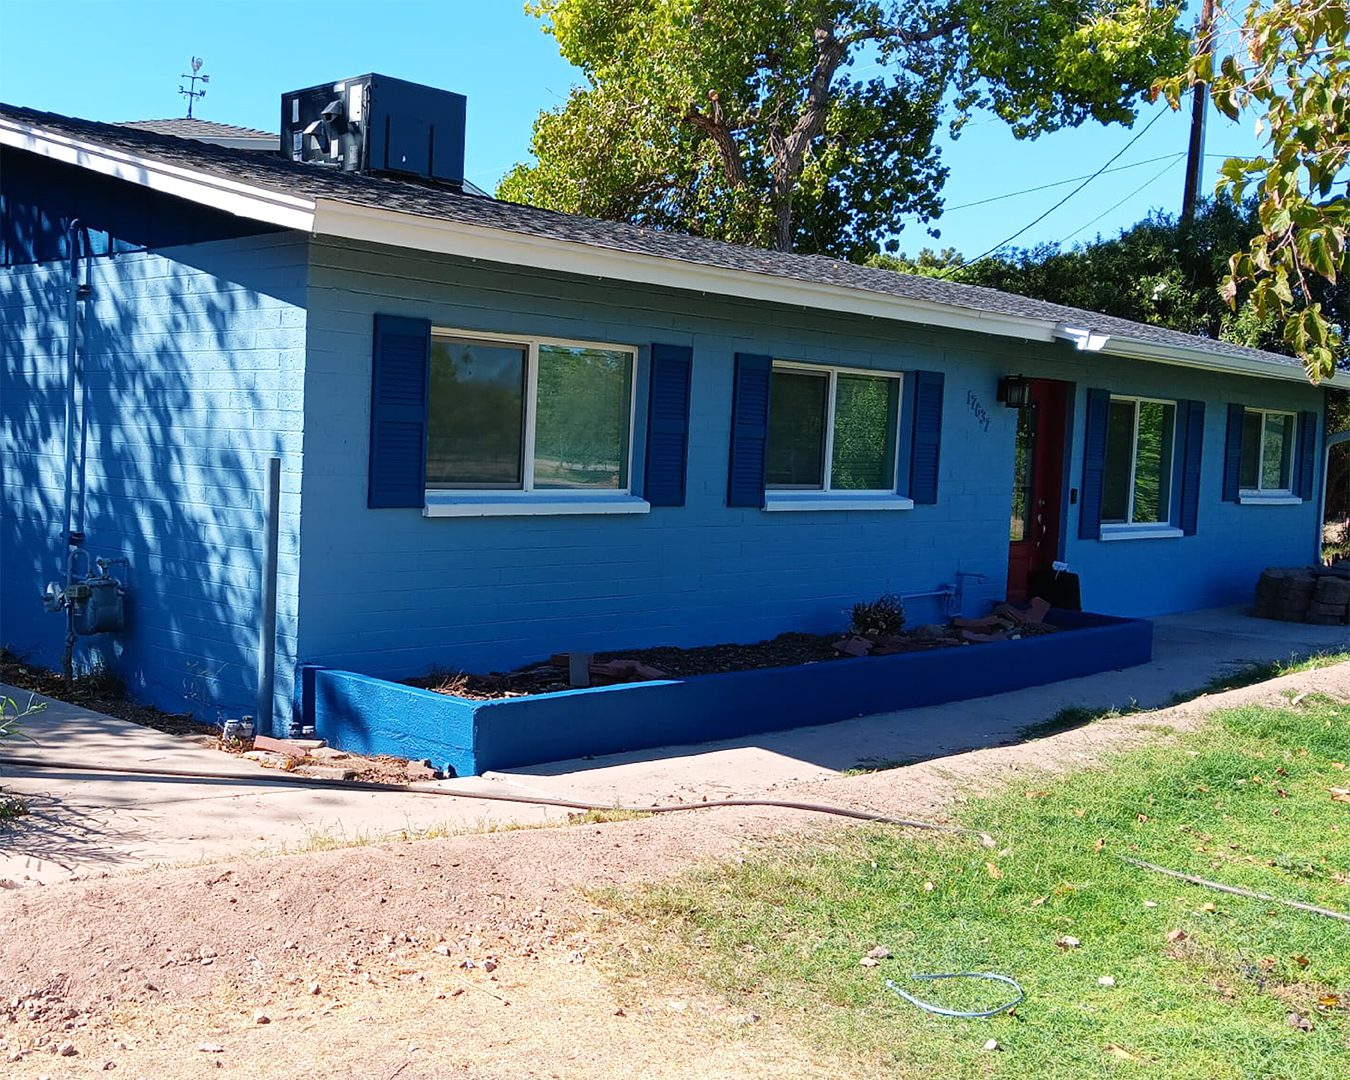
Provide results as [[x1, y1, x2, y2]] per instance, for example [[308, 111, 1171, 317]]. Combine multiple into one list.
[[849, 594, 905, 638]]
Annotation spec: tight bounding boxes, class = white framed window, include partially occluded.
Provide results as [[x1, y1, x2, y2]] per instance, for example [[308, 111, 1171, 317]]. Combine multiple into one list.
[[763, 361, 909, 511], [422, 328, 647, 517], [1239, 407, 1297, 499], [1101, 395, 1180, 538]]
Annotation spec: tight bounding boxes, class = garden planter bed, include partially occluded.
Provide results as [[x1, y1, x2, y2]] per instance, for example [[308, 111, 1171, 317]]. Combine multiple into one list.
[[298, 610, 1151, 777], [404, 630, 969, 700]]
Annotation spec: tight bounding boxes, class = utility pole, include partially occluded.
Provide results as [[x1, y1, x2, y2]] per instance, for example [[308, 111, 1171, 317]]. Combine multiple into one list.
[[179, 56, 209, 119], [1181, 0, 1216, 226]]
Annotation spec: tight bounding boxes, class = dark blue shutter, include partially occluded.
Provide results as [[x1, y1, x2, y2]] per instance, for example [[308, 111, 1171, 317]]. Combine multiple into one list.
[[1296, 410, 1318, 499], [368, 314, 431, 509], [727, 353, 772, 507], [907, 371, 944, 505], [1079, 388, 1111, 540], [1177, 399, 1205, 536], [1222, 403, 1245, 502], [644, 343, 693, 507]]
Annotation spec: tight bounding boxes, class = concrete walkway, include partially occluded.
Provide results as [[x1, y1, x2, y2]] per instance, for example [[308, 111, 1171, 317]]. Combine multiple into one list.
[[2, 606, 1346, 885]]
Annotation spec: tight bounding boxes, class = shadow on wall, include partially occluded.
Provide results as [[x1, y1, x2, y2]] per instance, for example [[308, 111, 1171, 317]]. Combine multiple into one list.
[[0, 235, 306, 727]]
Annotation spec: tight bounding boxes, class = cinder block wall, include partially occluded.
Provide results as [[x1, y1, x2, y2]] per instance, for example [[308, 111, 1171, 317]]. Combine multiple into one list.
[[0, 234, 308, 725], [1055, 363, 1323, 613], [298, 239, 1017, 680], [298, 240, 1326, 684]]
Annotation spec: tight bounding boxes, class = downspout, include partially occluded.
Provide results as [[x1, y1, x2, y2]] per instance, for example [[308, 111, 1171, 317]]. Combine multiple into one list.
[[61, 220, 93, 683], [255, 457, 281, 735]]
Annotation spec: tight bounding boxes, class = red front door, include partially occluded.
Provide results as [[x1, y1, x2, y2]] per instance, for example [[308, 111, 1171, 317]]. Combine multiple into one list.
[[1007, 379, 1069, 603]]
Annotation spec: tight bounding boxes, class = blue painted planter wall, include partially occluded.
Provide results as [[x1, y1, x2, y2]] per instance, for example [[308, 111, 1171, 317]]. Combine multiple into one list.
[[298, 238, 1324, 687], [302, 610, 1154, 776], [0, 234, 308, 724]]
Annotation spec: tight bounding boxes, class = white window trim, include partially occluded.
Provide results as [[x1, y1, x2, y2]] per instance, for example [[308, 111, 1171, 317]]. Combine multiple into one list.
[[1101, 394, 1178, 528], [1238, 407, 1299, 502], [764, 492, 915, 512], [423, 327, 643, 516], [1238, 492, 1302, 506], [766, 360, 906, 505], [1100, 523, 1185, 541], [424, 492, 650, 518]]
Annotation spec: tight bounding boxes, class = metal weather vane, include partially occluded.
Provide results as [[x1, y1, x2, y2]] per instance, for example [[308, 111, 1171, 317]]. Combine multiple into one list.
[[179, 57, 209, 118]]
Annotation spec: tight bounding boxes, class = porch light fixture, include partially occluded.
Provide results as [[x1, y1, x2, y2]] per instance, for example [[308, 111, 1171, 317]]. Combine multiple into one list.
[[997, 375, 1031, 409]]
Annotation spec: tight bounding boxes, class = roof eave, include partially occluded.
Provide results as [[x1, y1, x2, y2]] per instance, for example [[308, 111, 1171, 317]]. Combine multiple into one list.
[[2, 115, 1336, 390], [1104, 334, 1350, 389], [0, 116, 315, 231], [312, 198, 1064, 345]]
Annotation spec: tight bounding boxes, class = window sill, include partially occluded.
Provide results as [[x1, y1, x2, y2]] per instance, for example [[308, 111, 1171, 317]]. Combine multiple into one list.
[[423, 493, 651, 518], [763, 492, 916, 513], [1238, 491, 1302, 506], [1099, 524, 1185, 542]]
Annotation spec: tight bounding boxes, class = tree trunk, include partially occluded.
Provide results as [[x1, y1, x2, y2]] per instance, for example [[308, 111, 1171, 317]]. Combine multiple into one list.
[[773, 184, 794, 252], [767, 20, 846, 252]]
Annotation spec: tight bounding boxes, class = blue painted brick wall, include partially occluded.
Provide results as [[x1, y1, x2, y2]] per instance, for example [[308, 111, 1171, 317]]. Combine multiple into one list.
[[0, 234, 308, 725], [4, 225, 1326, 727], [1052, 362, 1323, 615], [298, 239, 1325, 684], [297, 240, 1027, 680]]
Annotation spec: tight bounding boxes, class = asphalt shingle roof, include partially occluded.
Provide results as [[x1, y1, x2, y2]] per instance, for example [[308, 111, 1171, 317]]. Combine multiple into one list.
[[117, 117, 278, 142], [2, 103, 1305, 375]]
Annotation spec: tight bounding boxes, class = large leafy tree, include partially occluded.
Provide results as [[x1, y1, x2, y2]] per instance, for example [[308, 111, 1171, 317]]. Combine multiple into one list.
[[501, 0, 1189, 260], [875, 198, 1350, 351], [877, 202, 1350, 524], [1157, 0, 1350, 381]]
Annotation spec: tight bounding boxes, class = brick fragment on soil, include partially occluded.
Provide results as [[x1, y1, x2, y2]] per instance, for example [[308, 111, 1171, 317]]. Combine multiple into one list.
[[250, 735, 308, 761], [291, 765, 356, 781], [831, 636, 874, 657], [406, 760, 441, 782]]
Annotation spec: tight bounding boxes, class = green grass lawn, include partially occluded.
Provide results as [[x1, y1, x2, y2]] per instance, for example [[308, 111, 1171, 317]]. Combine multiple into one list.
[[597, 699, 1350, 1079]]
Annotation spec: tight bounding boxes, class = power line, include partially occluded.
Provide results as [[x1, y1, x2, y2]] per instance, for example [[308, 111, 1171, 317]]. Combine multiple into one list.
[[943, 107, 1171, 275], [1054, 156, 1185, 246], [943, 153, 1184, 213]]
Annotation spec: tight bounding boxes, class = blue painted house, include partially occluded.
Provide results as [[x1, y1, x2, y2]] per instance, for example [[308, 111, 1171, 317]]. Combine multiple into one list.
[[0, 87, 1339, 739]]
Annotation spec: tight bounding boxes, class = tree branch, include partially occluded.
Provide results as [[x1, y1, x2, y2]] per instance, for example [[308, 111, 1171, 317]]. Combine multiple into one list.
[[683, 104, 747, 188], [843, 14, 963, 48]]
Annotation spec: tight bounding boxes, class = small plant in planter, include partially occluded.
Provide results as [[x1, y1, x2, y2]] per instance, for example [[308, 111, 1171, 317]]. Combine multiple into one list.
[[849, 594, 906, 640]]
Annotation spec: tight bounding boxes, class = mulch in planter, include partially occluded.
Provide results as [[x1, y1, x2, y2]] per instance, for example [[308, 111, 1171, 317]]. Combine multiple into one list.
[[407, 600, 1060, 702]]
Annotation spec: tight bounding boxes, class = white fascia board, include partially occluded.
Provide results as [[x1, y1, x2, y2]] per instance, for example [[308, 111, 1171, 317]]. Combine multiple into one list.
[[1103, 335, 1350, 389], [0, 117, 315, 231], [311, 198, 1060, 344]]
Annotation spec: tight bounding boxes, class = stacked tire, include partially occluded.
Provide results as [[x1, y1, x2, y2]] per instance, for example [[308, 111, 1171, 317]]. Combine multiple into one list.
[[1253, 566, 1350, 624], [1252, 568, 1317, 621], [1306, 575, 1350, 625]]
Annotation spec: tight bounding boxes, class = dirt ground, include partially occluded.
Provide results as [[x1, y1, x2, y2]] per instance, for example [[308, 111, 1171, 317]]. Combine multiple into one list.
[[2, 661, 1347, 1079], [0, 651, 215, 738]]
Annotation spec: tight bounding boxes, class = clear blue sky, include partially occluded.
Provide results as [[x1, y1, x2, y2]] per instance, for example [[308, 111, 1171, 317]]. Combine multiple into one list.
[[0, 0, 1260, 259]]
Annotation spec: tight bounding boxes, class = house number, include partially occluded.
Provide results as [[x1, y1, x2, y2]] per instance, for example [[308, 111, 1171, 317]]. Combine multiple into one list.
[[966, 390, 991, 432]]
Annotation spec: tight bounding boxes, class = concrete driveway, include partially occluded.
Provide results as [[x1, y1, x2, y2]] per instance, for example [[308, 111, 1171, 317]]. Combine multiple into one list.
[[2, 606, 1346, 885]]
